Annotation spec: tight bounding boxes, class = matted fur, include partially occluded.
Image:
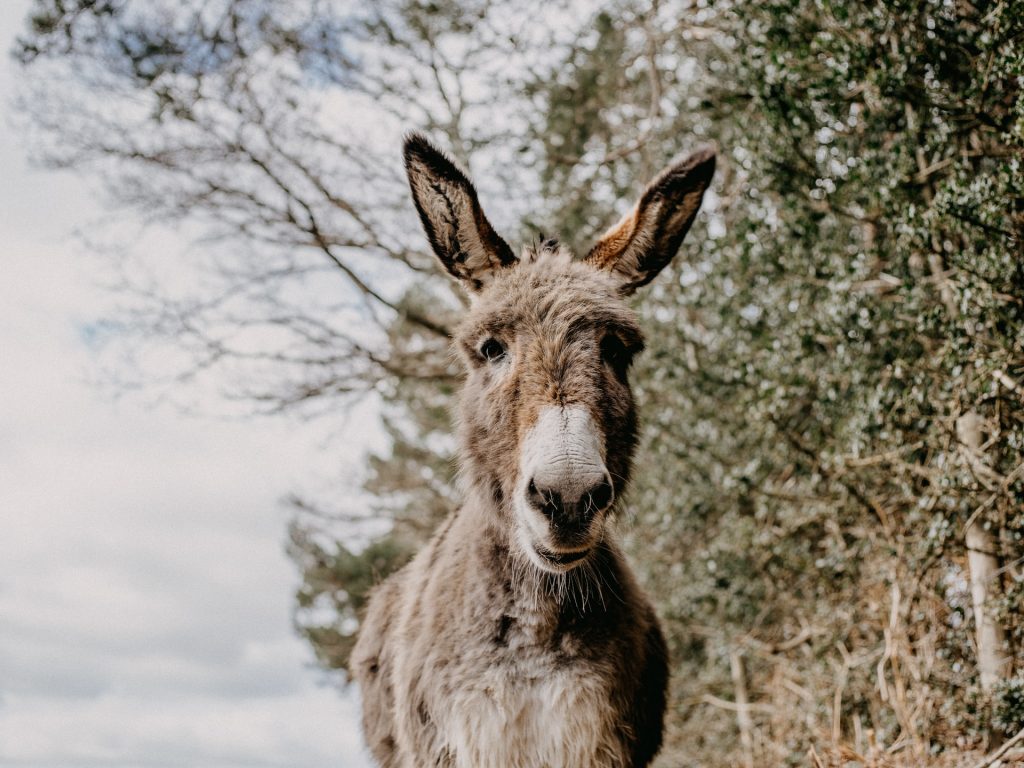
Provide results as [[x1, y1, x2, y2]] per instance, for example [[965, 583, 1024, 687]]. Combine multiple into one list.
[[352, 136, 714, 768]]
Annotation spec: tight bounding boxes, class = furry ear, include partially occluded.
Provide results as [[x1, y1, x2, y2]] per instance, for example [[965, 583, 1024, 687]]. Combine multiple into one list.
[[404, 133, 516, 291], [585, 147, 715, 294]]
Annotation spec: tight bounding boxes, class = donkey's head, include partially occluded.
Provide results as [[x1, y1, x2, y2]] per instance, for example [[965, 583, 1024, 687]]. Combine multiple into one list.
[[404, 134, 714, 574]]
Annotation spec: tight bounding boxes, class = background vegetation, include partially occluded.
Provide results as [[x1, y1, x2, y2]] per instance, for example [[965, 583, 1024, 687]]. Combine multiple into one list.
[[15, 0, 1024, 764]]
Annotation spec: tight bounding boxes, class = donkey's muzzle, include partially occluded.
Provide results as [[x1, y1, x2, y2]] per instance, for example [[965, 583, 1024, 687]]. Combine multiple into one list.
[[526, 475, 614, 535]]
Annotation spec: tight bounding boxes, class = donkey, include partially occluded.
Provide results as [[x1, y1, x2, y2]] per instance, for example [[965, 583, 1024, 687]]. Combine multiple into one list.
[[352, 134, 715, 768]]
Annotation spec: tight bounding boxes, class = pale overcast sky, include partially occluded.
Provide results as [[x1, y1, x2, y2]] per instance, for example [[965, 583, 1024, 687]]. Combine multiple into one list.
[[0, 3, 374, 766]]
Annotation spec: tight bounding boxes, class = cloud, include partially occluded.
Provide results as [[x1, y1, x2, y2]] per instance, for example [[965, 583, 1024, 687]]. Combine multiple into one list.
[[0, 4, 375, 766], [0, 686, 367, 768]]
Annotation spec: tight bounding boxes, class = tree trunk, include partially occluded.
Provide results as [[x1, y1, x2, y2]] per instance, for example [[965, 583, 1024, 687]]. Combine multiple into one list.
[[730, 649, 754, 768], [957, 411, 1008, 693]]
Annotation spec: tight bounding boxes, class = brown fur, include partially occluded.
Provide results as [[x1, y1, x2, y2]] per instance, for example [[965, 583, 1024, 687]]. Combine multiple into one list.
[[352, 136, 714, 768], [586, 210, 640, 272]]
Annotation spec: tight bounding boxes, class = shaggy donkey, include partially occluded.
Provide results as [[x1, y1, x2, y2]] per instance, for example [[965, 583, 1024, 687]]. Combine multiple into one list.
[[353, 134, 715, 768]]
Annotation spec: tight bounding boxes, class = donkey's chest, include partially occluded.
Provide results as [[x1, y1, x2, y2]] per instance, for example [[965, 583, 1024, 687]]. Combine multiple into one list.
[[435, 654, 621, 768]]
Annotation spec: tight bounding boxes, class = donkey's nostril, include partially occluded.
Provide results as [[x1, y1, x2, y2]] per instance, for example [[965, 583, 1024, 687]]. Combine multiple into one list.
[[585, 478, 614, 512], [526, 476, 613, 529], [527, 478, 565, 519], [527, 479, 544, 507]]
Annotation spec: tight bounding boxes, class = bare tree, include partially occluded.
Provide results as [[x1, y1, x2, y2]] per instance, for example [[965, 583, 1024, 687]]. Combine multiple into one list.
[[14, 0, 562, 412]]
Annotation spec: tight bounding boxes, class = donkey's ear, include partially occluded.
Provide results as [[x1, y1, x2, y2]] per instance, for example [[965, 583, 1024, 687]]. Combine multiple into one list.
[[585, 147, 715, 294], [404, 133, 516, 291]]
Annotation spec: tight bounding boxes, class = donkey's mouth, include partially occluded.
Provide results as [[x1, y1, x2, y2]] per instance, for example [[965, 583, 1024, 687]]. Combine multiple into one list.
[[534, 545, 590, 567]]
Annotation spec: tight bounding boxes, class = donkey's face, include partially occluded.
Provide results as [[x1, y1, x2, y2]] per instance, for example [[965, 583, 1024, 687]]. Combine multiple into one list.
[[454, 252, 642, 573], [404, 135, 714, 573]]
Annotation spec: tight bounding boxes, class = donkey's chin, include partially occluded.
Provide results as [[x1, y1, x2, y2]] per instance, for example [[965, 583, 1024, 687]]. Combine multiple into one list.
[[534, 543, 592, 569], [515, 525, 594, 574]]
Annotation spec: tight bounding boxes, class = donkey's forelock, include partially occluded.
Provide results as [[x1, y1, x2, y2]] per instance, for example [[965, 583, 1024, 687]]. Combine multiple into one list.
[[520, 235, 566, 262]]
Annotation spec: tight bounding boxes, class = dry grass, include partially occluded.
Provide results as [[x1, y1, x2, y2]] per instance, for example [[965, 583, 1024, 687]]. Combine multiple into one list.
[[809, 728, 1024, 768]]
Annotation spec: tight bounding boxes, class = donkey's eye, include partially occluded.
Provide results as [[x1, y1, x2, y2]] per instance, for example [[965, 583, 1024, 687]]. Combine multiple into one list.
[[479, 338, 507, 363], [600, 334, 632, 373]]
